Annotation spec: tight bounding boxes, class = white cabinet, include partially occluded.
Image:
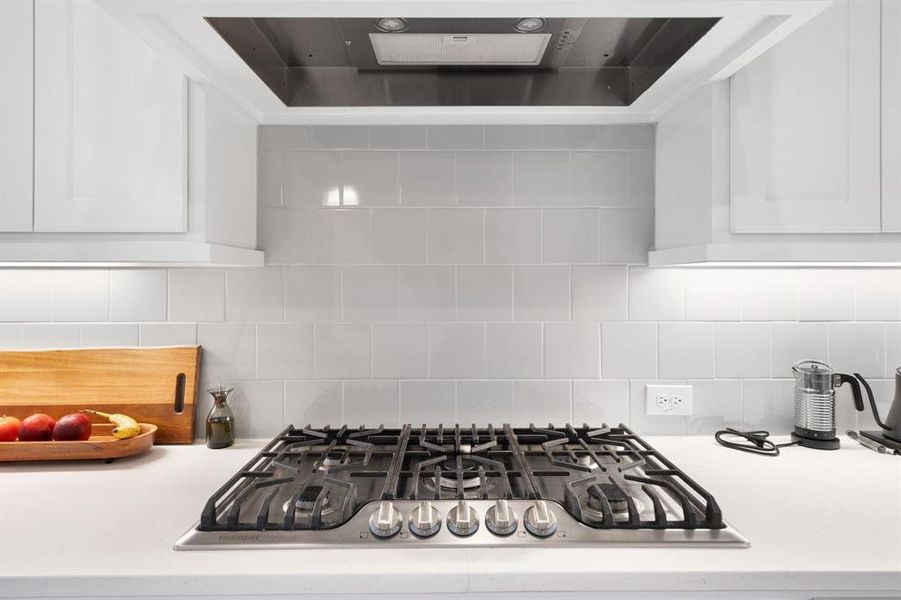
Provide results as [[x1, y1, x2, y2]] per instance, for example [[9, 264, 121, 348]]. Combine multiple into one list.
[[883, 0, 901, 233], [33, 0, 187, 232], [0, 0, 34, 232], [730, 0, 882, 233]]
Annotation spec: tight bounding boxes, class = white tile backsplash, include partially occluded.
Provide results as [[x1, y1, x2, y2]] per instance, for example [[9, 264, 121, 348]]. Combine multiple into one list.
[[3, 125, 898, 438]]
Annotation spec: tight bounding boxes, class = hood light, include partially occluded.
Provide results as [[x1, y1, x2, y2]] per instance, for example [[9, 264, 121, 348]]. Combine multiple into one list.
[[375, 17, 409, 32], [514, 18, 546, 33]]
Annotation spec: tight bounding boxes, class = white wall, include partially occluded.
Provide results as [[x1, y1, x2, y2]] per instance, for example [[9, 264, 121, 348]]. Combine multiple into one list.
[[1, 125, 899, 438]]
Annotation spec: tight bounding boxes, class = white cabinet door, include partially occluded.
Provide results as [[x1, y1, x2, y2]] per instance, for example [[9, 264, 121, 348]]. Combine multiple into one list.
[[883, 0, 901, 232], [33, 0, 187, 232], [0, 0, 34, 232], [730, 0, 881, 233]]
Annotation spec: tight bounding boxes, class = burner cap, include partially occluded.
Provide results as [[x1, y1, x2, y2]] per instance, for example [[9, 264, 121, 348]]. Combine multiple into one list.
[[321, 451, 349, 468], [296, 485, 328, 511], [587, 483, 628, 513]]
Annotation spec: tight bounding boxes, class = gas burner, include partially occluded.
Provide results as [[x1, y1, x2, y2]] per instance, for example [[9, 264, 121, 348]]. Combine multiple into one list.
[[430, 457, 482, 490], [319, 451, 350, 470], [281, 485, 333, 516], [582, 483, 644, 523], [578, 455, 600, 470]]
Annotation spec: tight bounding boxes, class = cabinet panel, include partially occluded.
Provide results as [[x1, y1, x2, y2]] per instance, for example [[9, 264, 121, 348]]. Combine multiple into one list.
[[33, 0, 187, 232], [883, 0, 901, 232], [0, 0, 34, 232], [730, 0, 881, 233]]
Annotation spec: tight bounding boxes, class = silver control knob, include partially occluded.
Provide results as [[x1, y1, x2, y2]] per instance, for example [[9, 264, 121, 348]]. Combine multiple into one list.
[[485, 499, 518, 536], [446, 500, 479, 536], [408, 501, 441, 537], [368, 501, 402, 538], [524, 500, 557, 537]]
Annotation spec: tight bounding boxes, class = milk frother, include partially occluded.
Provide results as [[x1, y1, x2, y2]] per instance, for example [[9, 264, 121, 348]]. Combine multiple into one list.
[[792, 360, 864, 450]]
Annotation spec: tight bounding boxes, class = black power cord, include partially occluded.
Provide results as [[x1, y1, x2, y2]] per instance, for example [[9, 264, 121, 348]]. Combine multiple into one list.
[[714, 428, 799, 457]]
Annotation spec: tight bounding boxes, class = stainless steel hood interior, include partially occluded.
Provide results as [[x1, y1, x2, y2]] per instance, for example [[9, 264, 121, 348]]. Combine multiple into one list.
[[205, 17, 719, 107]]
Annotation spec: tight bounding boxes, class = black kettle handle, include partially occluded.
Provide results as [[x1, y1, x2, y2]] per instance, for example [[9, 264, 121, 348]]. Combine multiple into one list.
[[835, 373, 864, 411], [853, 372, 891, 430]]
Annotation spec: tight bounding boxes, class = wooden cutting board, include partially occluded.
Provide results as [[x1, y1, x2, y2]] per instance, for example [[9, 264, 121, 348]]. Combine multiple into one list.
[[0, 346, 200, 444]]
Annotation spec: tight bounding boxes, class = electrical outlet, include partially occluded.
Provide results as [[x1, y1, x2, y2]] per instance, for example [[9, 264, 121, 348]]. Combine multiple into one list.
[[645, 385, 693, 416]]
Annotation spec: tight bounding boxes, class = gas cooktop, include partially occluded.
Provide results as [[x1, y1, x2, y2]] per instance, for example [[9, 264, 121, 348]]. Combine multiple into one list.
[[176, 423, 748, 549]]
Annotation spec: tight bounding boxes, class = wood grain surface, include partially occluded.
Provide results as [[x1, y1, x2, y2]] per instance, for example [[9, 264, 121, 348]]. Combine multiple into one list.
[[0, 423, 157, 462]]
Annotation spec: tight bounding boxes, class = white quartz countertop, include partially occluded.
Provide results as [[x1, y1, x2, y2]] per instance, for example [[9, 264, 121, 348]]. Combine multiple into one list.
[[1, 435, 899, 599]]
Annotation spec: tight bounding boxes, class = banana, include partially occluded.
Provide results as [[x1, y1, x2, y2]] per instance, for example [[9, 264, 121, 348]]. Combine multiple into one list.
[[81, 410, 141, 440]]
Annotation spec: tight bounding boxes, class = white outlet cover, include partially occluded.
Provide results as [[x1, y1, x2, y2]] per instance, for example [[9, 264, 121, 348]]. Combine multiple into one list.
[[645, 384, 693, 416]]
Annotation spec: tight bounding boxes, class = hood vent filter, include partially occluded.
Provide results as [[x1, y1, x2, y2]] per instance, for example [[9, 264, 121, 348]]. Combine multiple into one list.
[[369, 33, 551, 66]]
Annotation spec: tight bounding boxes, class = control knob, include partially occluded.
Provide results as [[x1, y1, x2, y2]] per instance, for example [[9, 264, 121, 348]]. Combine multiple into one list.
[[485, 499, 518, 536], [446, 500, 479, 536], [524, 500, 557, 538], [368, 501, 402, 538], [408, 501, 441, 538]]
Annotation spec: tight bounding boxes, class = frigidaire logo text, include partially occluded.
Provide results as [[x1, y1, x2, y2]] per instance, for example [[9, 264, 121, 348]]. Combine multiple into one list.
[[219, 533, 262, 542]]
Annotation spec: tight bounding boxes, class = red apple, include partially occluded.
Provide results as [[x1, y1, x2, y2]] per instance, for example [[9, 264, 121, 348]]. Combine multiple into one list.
[[52, 413, 92, 441], [19, 413, 56, 441], [0, 416, 21, 442]]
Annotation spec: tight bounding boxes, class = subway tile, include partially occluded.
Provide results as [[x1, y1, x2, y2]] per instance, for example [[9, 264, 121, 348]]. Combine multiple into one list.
[[285, 265, 341, 322], [598, 124, 655, 150], [169, 270, 225, 322], [628, 380, 687, 435], [257, 323, 312, 379], [715, 323, 770, 378], [627, 151, 655, 207], [428, 208, 484, 264], [226, 267, 284, 322], [486, 323, 542, 379], [770, 323, 828, 377], [512, 381, 571, 426], [485, 209, 541, 264], [51, 270, 109, 322], [686, 379, 742, 434], [887, 323, 900, 378], [0, 324, 25, 349], [341, 151, 399, 206], [370, 126, 426, 149], [139, 323, 196, 346], [311, 126, 369, 149], [456, 380, 513, 424], [599, 208, 652, 264], [343, 381, 399, 427], [543, 208, 599, 264], [0, 270, 51, 322], [259, 125, 311, 151], [572, 380, 630, 426], [544, 322, 600, 379], [258, 152, 284, 207], [828, 322, 885, 378], [398, 152, 456, 206], [854, 270, 901, 321], [427, 125, 483, 149], [658, 322, 714, 379], [457, 265, 512, 321], [342, 266, 398, 322], [513, 151, 569, 206], [109, 270, 166, 322], [629, 267, 684, 321], [371, 208, 427, 264], [313, 323, 371, 379], [429, 323, 485, 379], [398, 266, 456, 321], [798, 269, 854, 321], [228, 380, 284, 438], [197, 323, 256, 380], [513, 266, 570, 321], [283, 151, 341, 207], [372, 324, 428, 379], [571, 152, 629, 206], [601, 322, 657, 379], [741, 270, 798, 321], [742, 379, 794, 433], [400, 380, 456, 425], [540, 125, 601, 149], [20, 324, 81, 349], [259, 208, 311, 264], [80, 324, 138, 347], [311, 209, 371, 264], [684, 269, 742, 321], [285, 381, 342, 427], [572, 266, 628, 321], [484, 126, 541, 149], [457, 151, 513, 206]]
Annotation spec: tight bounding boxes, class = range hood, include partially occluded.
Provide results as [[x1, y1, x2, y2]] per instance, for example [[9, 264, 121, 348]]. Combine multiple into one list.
[[205, 17, 719, 107], [98, 1, 830, 123]]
